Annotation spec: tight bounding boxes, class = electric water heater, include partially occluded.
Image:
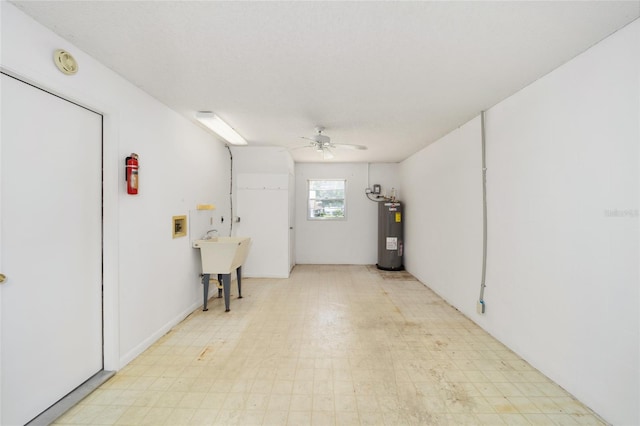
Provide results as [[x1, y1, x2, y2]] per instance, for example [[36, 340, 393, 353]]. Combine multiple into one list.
[[377, 201, 404, 271]]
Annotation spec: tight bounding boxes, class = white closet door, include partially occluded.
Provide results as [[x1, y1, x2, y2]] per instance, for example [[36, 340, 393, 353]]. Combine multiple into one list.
[[237, 191, 289, 278], [0, 74, 103, 425]]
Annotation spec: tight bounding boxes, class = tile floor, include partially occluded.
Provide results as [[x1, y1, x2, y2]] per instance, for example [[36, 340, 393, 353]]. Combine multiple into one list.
[[54, 265, 607, 425]]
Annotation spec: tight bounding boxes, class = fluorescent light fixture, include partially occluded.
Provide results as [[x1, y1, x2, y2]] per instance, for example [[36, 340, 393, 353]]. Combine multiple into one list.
[[195, 111, 247, 145]]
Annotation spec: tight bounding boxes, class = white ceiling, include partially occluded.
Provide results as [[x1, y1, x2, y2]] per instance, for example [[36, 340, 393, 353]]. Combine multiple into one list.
[[11, 1, 639, 163]]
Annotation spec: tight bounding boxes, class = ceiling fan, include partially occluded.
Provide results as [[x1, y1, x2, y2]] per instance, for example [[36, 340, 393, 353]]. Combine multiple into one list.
[[297, 127, 367, 160]]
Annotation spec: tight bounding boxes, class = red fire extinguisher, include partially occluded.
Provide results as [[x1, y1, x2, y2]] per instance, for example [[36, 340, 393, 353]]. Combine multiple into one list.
[[125, 153, 139, 195]]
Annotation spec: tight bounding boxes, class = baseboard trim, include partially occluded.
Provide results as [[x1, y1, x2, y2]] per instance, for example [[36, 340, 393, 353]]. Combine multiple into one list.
[[119, 301, 201, 368]]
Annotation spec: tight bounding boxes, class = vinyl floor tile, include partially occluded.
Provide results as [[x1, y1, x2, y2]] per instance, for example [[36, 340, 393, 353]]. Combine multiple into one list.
[[52, 265, 606, 426]]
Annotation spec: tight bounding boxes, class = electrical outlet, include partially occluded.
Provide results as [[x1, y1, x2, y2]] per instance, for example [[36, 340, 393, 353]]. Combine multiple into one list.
[[476, 300, 485, 314], [373, 184, 381, 194]]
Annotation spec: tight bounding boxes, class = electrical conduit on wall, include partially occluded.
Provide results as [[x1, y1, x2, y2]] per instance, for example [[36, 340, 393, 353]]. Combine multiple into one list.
[[227, 145, 233, 236], [478, 110, 488, 314]]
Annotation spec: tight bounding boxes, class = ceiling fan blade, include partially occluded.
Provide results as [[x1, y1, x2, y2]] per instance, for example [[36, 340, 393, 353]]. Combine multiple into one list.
[[332, 143, 367, 150], [290, 144, 313, 151], [297, 128, 356, 159]]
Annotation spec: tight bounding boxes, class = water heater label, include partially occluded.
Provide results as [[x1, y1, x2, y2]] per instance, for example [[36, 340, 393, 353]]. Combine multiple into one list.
[[395, 212, 402, 222], [386, 237, 398, 250]]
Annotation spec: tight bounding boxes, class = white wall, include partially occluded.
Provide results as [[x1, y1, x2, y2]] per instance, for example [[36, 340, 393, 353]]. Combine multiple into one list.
[[401, 20, 639, 425], [400, 117, 483, 303], [1, 3, 232, 369], [232, 146, 294, 175], [295, 162, 399, 264]]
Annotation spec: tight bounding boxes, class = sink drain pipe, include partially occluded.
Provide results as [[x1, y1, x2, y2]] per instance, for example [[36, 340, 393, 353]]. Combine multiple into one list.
[[477, 110, 488, 314]]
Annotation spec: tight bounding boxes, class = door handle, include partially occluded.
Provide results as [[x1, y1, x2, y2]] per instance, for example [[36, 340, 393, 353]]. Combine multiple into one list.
[[0, 273, 7, 284]]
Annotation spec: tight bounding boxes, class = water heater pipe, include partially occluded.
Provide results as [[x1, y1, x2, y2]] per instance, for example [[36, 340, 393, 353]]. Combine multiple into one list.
[[478, 111, 488, 312]]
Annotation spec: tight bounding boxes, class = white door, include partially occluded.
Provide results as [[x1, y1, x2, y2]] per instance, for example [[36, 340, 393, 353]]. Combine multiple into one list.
[[0, 74, 103, 425], [288, 173, 295, 271], [237, 188, 289, 277]]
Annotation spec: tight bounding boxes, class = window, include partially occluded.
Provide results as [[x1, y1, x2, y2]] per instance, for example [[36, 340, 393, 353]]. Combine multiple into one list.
[[308, 179, 346, 220]]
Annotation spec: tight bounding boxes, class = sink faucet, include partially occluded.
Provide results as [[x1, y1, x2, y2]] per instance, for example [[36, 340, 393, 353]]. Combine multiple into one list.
[[203, 229, 218, 240]]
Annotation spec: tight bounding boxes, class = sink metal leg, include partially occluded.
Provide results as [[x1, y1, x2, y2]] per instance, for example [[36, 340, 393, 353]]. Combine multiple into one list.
[[201, 273, 210, 311], [237, 266, 243, 299], [217, 274, 223, 298], [221, 273, 231, 312]]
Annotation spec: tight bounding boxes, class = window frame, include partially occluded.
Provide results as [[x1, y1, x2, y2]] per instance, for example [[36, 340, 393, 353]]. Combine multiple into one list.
[[307, 179, 347, 221]]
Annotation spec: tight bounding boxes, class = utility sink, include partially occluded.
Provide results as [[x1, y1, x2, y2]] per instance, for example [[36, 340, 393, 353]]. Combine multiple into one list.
[[192, 237, 251, 274], [192, 237, 251, 312]]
